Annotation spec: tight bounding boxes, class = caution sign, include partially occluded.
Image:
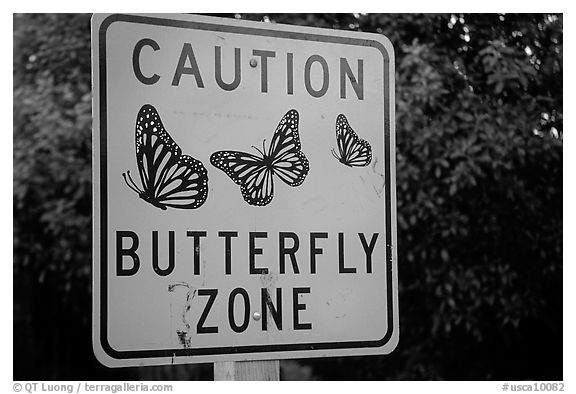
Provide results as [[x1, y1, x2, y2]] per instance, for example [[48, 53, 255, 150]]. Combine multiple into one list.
[[92, 13, 398, 367]]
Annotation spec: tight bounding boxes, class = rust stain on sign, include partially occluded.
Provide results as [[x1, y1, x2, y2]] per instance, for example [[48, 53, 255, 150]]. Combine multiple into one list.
[[168, 282, 197, 348]]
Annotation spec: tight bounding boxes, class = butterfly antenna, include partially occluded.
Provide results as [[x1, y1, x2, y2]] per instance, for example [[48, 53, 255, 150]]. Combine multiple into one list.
[[331, 148, 341, 160], [251, 144, 265, 156], [122, 171, 142, 194], [127, 171, 143, 193]]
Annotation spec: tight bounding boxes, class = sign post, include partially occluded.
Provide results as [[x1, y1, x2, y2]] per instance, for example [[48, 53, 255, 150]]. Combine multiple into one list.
[[214, 360, 279, 381], [92, 13, 398, 378]]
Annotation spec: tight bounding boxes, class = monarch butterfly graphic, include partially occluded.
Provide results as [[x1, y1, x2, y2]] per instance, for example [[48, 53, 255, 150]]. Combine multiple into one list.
[[331, 114, 372, 167], [122, 104, 209, 210], [210, 109, 309, 207]]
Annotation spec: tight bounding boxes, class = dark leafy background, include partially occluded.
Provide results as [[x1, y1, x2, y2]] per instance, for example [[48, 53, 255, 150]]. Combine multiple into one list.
[[13, 13, 562, 380]]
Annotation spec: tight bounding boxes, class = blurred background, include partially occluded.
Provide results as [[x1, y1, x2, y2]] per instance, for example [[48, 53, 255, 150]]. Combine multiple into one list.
[[13, 13, 562, 380]]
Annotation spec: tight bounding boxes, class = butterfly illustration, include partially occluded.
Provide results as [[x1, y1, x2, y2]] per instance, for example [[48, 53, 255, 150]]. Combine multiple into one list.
[[210, 109, 309, 207], [122, 104, 209, 210], [331, 114, 372, 167]]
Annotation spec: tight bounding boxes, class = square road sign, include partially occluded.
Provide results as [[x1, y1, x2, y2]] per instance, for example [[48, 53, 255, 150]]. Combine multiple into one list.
[[92, 13, 398, 367]]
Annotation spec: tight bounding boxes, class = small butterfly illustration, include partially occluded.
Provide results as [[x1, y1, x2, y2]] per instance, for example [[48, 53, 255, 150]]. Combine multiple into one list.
[[331, 114, 372, 167], [122, 104, 209, 210], [210, 109, 309, 207]]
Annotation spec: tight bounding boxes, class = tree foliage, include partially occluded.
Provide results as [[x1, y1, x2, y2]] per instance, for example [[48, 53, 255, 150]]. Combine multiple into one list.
[[13, 13, 562, 380]]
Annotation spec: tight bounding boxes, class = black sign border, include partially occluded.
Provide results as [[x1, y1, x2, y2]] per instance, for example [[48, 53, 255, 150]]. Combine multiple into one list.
[[97, 13, 396, 360]]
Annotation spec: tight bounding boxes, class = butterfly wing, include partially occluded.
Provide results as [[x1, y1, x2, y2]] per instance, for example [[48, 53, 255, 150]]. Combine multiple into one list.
[[155, 154, 209, 209], [135, 104, 181, 193], [134, 104, 208, 209], [210, 151, 274, 206], [267, 109, 310, 186], [335, 114, 372, 167]]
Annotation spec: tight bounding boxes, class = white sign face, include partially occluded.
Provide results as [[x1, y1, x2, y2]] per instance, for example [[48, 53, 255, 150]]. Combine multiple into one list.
[[92, 13, 398, 367]]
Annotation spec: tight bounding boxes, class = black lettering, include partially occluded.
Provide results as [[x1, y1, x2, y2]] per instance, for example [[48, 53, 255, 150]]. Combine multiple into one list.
[[132, 38, 160, 85], [340, 58, 364, 100], [293, 287, 312, 330], [219, 231, 238, 275], [116, 231, 140, 276], [287, 53, 294, 95], [304, 55, 329, 98], [197, 289, 218, 334], [252, 49, 276, 93], [215, 46, 241, 91], [186, 231, 207, 275], [228, 288, 250, 333], [279, 232, 300, 274], [249, 232, 268, 274], [338, 232, 356, 273], [359, 233, 379, 273], [152, 231, 175, 276], [172, 43, 204, 87], [261, 288, 282, 331], [310, 232, 328, 274]]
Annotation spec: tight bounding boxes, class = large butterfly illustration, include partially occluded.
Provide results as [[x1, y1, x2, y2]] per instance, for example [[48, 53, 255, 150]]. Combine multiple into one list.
[[331, 114, 372, 167], [122, 104, 209, 210], [210, 109, 309, 207]]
